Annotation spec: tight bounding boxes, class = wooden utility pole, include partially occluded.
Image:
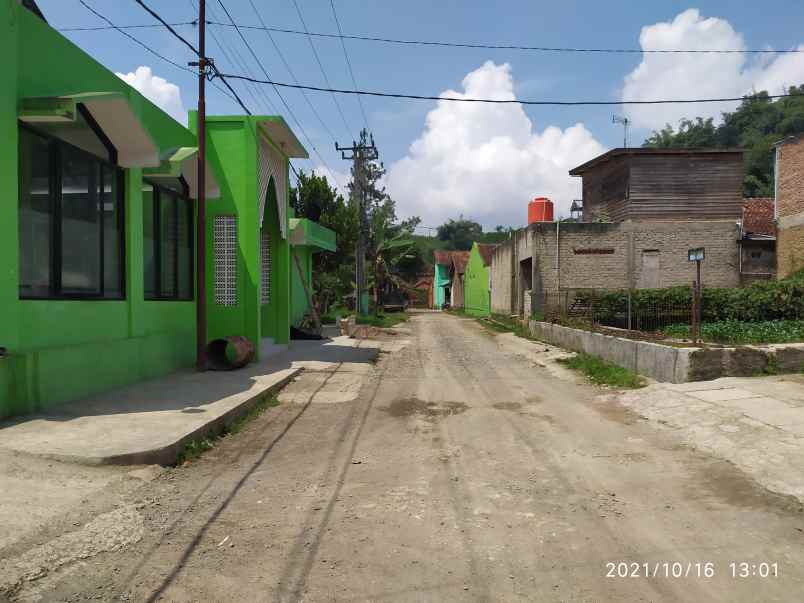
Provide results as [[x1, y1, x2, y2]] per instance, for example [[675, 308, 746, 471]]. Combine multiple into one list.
[[336, 135, 377, 316], [195, 0, 208, 370]]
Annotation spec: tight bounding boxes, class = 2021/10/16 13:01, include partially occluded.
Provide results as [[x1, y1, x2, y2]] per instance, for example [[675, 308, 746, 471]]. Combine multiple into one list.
[[730, 562, 779, 578], [605, 562, 779, 578]]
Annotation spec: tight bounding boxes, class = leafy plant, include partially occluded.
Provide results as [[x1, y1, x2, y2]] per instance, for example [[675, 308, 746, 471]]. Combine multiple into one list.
[[558, 353, 645, 389], [663, 320, 804, 344]]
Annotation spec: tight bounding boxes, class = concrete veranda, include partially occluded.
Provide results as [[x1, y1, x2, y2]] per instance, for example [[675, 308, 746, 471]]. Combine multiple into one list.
[[0, 336, 382, 466]]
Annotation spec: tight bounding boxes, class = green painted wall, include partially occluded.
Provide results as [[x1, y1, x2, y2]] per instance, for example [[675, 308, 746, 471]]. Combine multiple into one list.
[[201, 115, 292, 355], [0, 0, 195, 418], [0, 3, 300, 420], [0, 2, 197, 419], [464, 243, 491, 317], [434, 263, 450, 309], [290, 247, 313, 327]]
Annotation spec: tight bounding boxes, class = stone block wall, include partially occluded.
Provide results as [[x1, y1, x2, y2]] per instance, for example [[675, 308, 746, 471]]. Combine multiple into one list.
[[491, 220, 741, 316], [533, 221, 739, 300], [490, 242, 514, 315]]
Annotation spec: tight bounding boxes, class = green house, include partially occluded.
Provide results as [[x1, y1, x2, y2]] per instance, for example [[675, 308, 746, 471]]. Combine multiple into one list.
[[0, 1, 312, 419], [432, 250, 452, 309], [464, 243, 497, 317], [289, 216, 336, 327]]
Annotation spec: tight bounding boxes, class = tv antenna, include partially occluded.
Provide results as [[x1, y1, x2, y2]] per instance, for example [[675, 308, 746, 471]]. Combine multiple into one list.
[[612, 115, 631, 148]]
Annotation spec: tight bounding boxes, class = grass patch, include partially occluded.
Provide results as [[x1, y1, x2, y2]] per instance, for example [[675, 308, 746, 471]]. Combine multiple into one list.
[[175, 395, 280, 465], [356, 312, 409, 328], [320, 305, 348, 325], [664, 320, 804, 345], [558, 353, 646, 389], [482, 314, 534, 339]]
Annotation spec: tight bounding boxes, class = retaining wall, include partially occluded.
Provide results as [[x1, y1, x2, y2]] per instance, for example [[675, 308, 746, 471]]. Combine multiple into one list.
[[528, 320, 804, 383]]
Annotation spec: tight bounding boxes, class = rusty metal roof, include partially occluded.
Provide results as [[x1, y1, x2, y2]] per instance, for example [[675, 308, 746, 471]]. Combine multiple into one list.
[[742, 197, 776, 238], [476, 244, 497, 267]]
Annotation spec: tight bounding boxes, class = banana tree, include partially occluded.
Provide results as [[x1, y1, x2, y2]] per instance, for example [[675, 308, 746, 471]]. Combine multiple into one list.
[[372, 231, 414, 315]]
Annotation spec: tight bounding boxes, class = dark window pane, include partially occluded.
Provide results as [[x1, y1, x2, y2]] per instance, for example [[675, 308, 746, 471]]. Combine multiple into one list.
[[177, 196, 193, 299], [142, 183, 157, 299], [159, 190, 177, 298], [102, 166, 123, 297], [19, 129, 52, 297], [60, 146, 100, 295]]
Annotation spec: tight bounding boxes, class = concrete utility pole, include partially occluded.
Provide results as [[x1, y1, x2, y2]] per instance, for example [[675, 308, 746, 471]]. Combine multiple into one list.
[[336, 135, 378, 316]]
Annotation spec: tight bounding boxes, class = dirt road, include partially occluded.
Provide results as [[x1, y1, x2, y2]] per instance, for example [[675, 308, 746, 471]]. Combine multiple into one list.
[[7, 313, 804, 602]]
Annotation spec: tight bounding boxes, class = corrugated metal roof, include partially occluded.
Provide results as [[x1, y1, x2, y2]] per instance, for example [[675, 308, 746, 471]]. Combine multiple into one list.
[[476, 244, 498, 267], [742, 197, 776, 238], [451, 251, 471, 274]]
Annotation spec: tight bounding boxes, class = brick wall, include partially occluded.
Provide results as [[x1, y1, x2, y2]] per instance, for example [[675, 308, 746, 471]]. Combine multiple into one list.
[[776, 137, 804, 278], [777, 137, 804, 221], [778, 224, 804, 278]]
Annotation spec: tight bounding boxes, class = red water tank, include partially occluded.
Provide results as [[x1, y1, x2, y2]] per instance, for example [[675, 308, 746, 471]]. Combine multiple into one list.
[[528, 197, 554, 223]]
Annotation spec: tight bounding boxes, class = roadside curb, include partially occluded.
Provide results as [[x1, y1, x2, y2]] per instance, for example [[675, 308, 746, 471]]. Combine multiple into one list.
[[6, 368, 302, 467]]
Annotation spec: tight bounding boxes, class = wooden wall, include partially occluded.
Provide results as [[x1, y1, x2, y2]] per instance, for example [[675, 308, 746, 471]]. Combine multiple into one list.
[[579, 151, 743, 222], [627, 153, 743, 221]]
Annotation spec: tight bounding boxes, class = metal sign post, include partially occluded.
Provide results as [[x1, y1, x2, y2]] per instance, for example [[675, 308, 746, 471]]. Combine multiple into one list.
[[688, 248, 705, 345]]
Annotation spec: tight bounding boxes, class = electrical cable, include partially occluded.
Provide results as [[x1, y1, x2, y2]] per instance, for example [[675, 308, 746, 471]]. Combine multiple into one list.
[[129, 0, 252, 115], [76, 0, 238, 104], [246, 0, 340, 145], [205, 21, 804, 55], [214, 73, 800, 106], [188, 0, 274, 116], [215, 0, 345, 188], [61, 19, 804, 55], [290, 0, 352, 136], [329, 0, 369, 132]]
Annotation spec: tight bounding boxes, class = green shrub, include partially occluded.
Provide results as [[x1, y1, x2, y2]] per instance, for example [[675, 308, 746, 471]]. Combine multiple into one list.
[[586, 274, 804, 325], [558, 353, 645, 389], [356, 312, 409, 328], [664, 320, 804, 344]]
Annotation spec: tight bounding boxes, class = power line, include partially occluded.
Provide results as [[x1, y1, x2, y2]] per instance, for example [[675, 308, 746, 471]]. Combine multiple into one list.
[[133, 0, 198, 56], [59, 21, 197, 31], [245, 0, 340, 144], [62, 19, 804, 55], [290, 0, 352, 136], [76, 0, 238, 104], [205, 21, 804, 55], [214, 73, 801, 106], [214, 0, 344, 188], [329, 0, 369, 132], [77, 0, 195, 75], [130, 0, 251, 115], [189, 0, 274, 116]]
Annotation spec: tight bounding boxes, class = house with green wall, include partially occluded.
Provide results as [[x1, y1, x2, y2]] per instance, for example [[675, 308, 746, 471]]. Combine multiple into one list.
[[289, 215, 336, 327], [464, 243, 497, 317], [432, 250, 453, 309], [0, 0, 312, 420]]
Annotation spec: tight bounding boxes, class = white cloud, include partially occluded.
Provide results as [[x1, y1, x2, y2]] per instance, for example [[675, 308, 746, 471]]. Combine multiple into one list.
[[622, 9, 804, 131], [116, 66, 187, 125], [385, 61, 606, 228]]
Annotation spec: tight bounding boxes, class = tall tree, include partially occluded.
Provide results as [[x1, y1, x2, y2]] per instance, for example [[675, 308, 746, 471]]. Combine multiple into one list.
[[437, 217, 483, 250], [289, 170, 357, 312], [643, 85, 804, 196]]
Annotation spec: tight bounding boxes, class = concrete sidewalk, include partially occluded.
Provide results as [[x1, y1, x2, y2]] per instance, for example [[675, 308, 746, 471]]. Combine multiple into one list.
[[0, 336, 381, 466], [615, 373, 804, 502]]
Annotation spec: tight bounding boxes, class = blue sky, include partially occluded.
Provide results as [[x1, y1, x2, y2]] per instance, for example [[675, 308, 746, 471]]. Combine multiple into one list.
[[38, 1, 804, 228]]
